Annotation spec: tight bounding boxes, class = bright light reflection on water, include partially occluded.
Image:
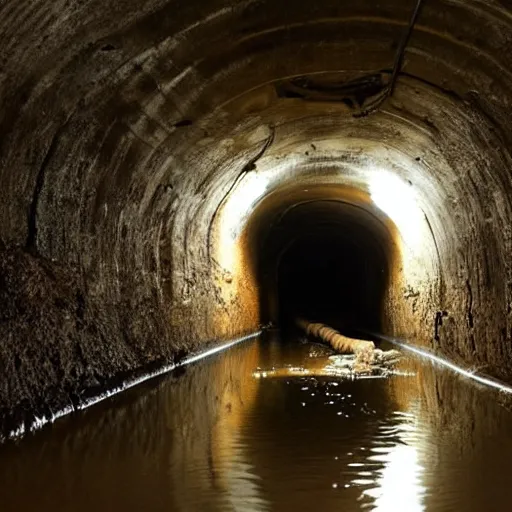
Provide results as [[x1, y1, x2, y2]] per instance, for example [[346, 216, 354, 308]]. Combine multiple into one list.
[[360, 407, 425, 511]]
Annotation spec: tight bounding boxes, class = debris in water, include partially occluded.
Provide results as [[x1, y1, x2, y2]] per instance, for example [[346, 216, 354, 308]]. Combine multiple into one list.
[[252, 348, 403, 380]]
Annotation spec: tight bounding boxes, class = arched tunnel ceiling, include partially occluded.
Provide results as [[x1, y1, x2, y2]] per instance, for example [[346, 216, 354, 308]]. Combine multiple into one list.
[[1, 0, 512, 435]]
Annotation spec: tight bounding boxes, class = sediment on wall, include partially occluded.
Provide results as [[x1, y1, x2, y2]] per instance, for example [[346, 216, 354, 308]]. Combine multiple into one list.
[[0, 247, 182, 437]]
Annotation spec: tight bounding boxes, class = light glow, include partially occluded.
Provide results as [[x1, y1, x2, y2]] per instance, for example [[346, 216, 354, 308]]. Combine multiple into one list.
[[364, 443, 425, 511], [220, 172, 270, 242], [217, 172, 271, 272], [370, 171, 424, 252], [359, 408, 426, 511]]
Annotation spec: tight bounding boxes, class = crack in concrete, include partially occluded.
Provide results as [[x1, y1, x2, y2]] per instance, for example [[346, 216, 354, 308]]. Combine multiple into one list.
[[466, 278, 474, 329]]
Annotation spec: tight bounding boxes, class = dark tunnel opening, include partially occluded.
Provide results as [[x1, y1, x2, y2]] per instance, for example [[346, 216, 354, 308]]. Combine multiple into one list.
[[253, 194, 398, 339], [277, 228, 390, 337]]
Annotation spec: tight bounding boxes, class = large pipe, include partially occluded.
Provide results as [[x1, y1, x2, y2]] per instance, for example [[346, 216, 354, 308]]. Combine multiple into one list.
[[295, 318, 375, 354]]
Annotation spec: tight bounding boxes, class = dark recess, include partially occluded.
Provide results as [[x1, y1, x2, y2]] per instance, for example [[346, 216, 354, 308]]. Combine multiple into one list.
[[277, 231, 390, 337], [253, 200, 394, 340]]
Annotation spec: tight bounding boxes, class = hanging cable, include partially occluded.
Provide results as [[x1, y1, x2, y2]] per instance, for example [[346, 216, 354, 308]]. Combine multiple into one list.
[[356, 0, 425, 116]]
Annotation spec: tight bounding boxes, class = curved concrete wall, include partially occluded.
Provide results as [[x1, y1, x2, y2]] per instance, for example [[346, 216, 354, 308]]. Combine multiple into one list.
[[1, 0, 512, 434]]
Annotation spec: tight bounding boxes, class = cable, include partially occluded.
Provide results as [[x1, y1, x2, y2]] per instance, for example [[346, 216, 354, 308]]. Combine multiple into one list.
[[356, 0, 425, 116]]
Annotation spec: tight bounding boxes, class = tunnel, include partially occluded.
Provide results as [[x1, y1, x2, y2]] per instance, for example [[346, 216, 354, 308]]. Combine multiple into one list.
[[275, 206, 392, 336], [1, 0, 512, 438], [247, 186, 398, 336]]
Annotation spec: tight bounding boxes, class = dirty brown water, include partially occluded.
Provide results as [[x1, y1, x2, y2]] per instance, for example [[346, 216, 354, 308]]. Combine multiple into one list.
[[1, 331, 512, 511]]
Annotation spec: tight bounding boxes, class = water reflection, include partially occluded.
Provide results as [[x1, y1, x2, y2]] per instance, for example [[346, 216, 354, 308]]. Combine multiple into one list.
[[361, 409, 425, 511], [1, 332, 512, 512]]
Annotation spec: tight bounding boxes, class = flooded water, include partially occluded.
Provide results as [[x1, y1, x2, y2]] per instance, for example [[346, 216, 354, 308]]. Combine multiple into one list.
[[2, 331, 512, 511]]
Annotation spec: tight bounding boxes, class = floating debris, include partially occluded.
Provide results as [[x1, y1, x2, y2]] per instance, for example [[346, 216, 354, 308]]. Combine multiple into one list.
[[252, 349, 403, 380], [294, 318, 403, 376]]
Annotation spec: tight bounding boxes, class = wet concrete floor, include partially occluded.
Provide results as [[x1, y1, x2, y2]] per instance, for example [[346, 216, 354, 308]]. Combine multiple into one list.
[[1, 331, 512, 511]]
